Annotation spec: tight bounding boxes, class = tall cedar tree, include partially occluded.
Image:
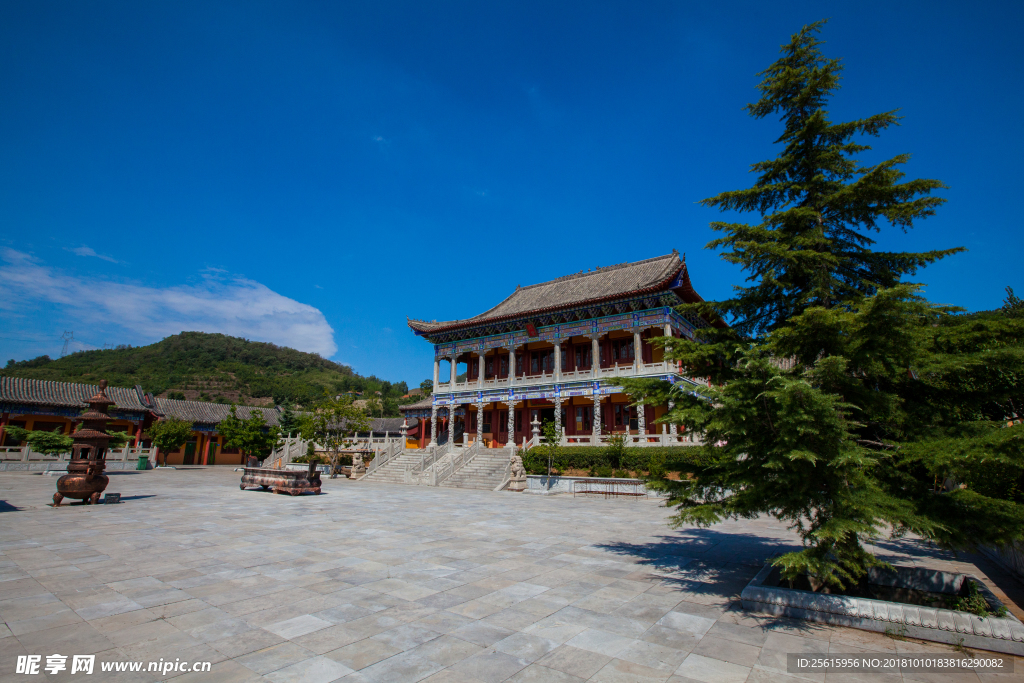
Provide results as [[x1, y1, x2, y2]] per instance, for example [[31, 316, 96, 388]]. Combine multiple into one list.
[[698, 20, 958, 341], [617, 22, 1024, 590]]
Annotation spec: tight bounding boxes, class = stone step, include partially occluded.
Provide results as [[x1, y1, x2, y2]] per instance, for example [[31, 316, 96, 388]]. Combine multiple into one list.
[[360, 448, 512, 487]]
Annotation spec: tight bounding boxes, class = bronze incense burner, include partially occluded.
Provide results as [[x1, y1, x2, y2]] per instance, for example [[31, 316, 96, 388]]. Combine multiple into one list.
[[53, 380, 114, 506]]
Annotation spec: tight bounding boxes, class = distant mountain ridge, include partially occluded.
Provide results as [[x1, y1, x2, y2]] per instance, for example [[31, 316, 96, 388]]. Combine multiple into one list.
[[1, 332, 408, 407]]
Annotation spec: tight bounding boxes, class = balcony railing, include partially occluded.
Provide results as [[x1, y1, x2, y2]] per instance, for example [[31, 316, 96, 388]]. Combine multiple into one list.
[[435, 361, 680, 393]]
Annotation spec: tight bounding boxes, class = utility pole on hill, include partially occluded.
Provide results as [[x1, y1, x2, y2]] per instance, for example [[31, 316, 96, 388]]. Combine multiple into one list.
[[59, 331, 74, 358]]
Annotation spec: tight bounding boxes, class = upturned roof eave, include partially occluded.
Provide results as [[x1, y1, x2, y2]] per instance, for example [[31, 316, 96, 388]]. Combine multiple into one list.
[[408, 263, 687, 338]]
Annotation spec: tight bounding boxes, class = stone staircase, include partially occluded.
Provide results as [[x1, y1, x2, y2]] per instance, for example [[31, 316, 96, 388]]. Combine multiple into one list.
[[359, 450, 429, 485], [358, 446, 512, 490], [439, 447, 511, 490]]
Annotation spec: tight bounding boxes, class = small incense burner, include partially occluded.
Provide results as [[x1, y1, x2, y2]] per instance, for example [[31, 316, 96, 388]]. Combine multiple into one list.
[[53, 380, 114, 506]]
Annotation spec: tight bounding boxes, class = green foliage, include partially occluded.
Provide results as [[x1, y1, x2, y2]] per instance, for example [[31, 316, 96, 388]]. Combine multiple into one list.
[[529, 420, 563, 475], [612, 22, 1023, 592], [106, 431, 131, 449], [637, 289, 1024, 590], [520, 445, 703, 477], [0, 332, 409, 408], [148, 417, 194, 451], [4, 426, 29, 443], [698, 20, 957, 341], [167, 391, 186, 400], [148, 417, 194, 466], [950, 581, 1007, 618], [278, 405, 299, 435], [6, 355, 52, 369], [2, 425, 77, 455], [24, 428, 73, 456], [605, 433, 626, 470], [300, 397, 371, 477], [219, 406, 281, 461], [1003, 287, 1024, 318]]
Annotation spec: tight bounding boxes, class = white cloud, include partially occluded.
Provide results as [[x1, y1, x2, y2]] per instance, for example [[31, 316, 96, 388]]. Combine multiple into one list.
[[0, 249, 338, 357], [65, 245, 120, 263]]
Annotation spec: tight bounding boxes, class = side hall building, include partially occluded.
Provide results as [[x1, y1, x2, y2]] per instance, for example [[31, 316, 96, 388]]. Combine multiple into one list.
[[0, 376, 283, 466], [403, 251, 716, 448]]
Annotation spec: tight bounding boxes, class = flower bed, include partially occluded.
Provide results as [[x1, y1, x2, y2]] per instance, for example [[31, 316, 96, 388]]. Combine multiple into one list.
[[741, 563, 1024, 655]]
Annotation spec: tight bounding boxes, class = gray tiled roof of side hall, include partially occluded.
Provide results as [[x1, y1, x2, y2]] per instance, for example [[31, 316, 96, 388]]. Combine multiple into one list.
[[399, 397, 433, 411], [152, 397, 281, 427], [365, 417, 408, 433], [0, 376, 150, 412], [407, 251, 685, 333]]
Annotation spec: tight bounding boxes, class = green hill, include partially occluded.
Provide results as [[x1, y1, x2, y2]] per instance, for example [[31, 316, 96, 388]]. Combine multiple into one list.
[[1, 332, 410, 408]]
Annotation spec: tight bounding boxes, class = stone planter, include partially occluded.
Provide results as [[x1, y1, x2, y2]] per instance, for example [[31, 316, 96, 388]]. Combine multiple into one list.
[[741, 563, 1024, 655], [524, 474, 662, 496]]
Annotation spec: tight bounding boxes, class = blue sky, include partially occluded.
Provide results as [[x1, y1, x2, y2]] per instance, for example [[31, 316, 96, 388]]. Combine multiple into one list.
[[1, 1, 1021, 386]]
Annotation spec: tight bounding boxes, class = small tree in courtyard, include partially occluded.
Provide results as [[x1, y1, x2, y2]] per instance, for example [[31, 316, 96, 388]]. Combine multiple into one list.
[[301, 397, 370, 478], [618, 21, 1024, 591], [219, 406, 281, 464], [148, 417, 194, 466], [278, 405, 299, 436], [4, 426, 73, 457]]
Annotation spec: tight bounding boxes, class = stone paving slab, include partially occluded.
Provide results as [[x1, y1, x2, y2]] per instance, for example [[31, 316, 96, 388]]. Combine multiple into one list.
[[0, 468, 1021, 682]]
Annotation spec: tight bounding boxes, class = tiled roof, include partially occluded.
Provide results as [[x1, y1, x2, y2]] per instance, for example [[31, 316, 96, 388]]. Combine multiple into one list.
[[0, 376, 150, 412], [400, 397, 433, 411], [366, 418, 408, 433], [152, 397, 281, 426], [408, 252, 689, 334]]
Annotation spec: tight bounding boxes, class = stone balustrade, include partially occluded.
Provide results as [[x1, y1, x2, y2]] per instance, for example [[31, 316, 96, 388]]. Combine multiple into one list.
[[435, 360, 677, 393]]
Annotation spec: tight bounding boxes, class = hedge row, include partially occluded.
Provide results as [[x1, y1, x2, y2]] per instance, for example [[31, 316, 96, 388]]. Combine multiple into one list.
[[521, 446, 704, 475]]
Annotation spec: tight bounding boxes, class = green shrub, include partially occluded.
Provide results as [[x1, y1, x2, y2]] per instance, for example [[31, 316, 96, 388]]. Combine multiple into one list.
[[950, 581, 1008, 618], [521, 445, 701, 476]]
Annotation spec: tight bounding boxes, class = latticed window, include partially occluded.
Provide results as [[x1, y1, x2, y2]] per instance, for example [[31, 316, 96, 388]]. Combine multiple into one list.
[[612, 339, 634, 362]]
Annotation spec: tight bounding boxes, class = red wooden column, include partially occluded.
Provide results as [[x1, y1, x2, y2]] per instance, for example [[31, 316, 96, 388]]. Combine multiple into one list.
[[201, 435, 213, 466], [0, 412, 8, 446], [133, 421, 143, 447]]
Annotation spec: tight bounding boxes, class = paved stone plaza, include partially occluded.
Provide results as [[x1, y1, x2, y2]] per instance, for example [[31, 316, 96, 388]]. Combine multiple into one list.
[[0, 469, 1021, 683]]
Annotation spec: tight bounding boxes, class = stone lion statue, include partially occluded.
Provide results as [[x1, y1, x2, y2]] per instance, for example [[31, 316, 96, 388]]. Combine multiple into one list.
[[509, 453, 526, 491]]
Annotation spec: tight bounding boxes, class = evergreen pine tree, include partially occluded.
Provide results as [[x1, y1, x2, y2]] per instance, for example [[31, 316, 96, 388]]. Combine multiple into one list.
[[618, 21, 1024, 590], [699, 19, 958, 343], [278, 405, 298, 436]]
